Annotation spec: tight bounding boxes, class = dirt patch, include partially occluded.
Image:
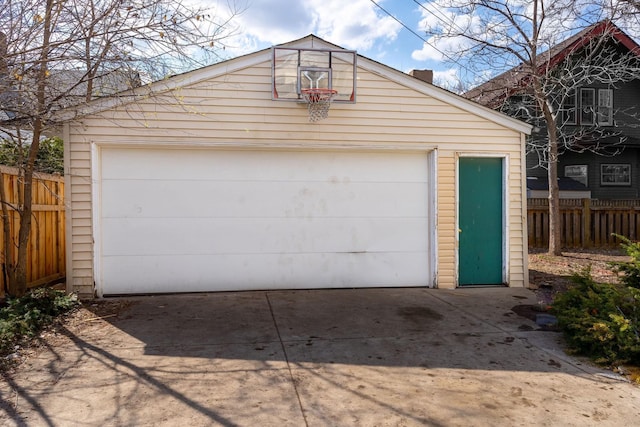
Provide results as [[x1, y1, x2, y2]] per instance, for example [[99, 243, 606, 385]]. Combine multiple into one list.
[[41, 299, 136, 347], [2, 299, 136, 375], [528, 248, 630, 305], [510, 248, 630, 328]]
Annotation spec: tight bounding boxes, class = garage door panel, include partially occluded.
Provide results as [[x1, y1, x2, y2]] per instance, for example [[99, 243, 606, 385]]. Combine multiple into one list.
[[102, 217, 429, 256], [99, 148, 432, 294], [101, 180, 429, 219], [101, 148, 429, 183], [101, 252, 431, 295]]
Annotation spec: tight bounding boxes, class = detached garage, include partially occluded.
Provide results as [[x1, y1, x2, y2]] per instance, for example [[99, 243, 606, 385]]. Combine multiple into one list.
[[61, 35, 531, 298]]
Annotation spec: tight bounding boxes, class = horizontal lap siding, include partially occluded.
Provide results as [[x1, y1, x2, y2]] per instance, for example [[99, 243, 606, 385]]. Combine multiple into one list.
[[84, 113, 512, 131], [437, 152, 458, 289], [66, 135, 93, 297], [509, 152, 527, 283], [67, 58, 526, 296]]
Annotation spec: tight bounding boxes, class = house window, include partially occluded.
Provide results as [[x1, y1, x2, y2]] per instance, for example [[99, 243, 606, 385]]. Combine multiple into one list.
[[565, 165, 588, 186], [597, 88, 613, 126], [580, 88, 595, 125], [601, 164, 631, 186], [568, 88, 613, 126], [560, 90, 576, 125]]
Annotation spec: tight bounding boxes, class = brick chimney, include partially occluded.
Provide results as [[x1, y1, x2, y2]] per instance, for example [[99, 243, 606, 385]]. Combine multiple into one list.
[[409, 69, 433, 84]]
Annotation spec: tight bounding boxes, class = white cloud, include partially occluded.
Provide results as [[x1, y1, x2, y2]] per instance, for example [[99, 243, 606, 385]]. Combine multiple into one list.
[[308, 0, 402, 51], [410, 2, 477, 62], [411, 35, 468, 62], [212, 0, 402, 56], [432, 68, 464, 92], [433, 68, 458, 82], [235, 0, 316, 44]]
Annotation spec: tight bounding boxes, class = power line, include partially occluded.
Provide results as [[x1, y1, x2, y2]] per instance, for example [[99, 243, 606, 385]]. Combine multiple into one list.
[[368, 0, 474, 76], [410, 0, 468, 36]]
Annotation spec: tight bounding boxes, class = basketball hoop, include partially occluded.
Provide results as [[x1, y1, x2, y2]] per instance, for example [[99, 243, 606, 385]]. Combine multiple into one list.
[[301, 88, 338, 122]]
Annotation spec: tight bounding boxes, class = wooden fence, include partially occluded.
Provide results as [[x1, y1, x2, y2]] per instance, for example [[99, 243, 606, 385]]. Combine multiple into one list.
[[0, 166, 65, 295], [528, 198, 640, 248]]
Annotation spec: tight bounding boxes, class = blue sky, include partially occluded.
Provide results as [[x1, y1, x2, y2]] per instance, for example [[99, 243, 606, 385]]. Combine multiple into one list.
[[207, 0, 639, 90], [209, 0, 459, 86]]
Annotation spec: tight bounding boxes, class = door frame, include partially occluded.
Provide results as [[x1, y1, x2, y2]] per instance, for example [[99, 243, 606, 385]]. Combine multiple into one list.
[[455, 153, 509, 286]]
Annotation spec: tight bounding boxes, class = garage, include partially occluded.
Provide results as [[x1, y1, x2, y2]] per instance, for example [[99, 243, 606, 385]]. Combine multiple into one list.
[[97, 147, 434, 295], [64, 35, 531, 298]]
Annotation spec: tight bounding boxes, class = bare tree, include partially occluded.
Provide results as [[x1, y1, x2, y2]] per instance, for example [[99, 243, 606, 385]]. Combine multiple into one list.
[[0, 0, 240, 296], [505, 29, 640, 167], [620, 0, 640, 12], [421, 0, 640, 255]]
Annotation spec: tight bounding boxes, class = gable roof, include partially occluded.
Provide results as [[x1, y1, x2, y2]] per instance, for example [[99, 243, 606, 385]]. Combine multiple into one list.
[[464, 20, 640, 107], [56, 34, 531, 134]]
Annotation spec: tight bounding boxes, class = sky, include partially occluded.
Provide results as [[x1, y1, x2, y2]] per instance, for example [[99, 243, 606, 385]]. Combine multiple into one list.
[[209, 0, 460, 86], [206, 0, 640, 90]]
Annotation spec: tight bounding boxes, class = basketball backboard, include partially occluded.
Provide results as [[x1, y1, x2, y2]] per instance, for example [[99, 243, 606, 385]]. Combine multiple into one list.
[[272, 47, 357, 103]]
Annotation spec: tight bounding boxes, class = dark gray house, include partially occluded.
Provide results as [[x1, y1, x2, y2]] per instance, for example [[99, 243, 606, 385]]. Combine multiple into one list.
[[465, 21, 640, 200]]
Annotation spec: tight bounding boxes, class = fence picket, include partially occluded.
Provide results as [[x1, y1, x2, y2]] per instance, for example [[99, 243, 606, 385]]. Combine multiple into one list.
[[0, 166, 65, 295], [528, 198, 640, 248]]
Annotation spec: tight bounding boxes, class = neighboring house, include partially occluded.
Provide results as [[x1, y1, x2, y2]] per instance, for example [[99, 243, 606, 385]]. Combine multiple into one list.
[[47, 69, 142, 110], [465, 21, 640, 200], [1, 32, 138, 137], [1, 69, 140, 121], [0, 69, 137, 176], [1, 67, 140, 169], [526, 176, 591, 199], [58, 35, 531, 298]]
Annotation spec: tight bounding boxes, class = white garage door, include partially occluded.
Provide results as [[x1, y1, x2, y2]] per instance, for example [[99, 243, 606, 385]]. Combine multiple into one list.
[[98, 147, 433, 295]]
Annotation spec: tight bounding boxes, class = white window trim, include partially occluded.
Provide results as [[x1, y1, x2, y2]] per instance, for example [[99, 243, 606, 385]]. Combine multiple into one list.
[[580, 88, 595, 125], [601, 163, 631, 186], [597, 88, 613, 126], [562, 91, 577, 125], [565, 164, 588, 186]]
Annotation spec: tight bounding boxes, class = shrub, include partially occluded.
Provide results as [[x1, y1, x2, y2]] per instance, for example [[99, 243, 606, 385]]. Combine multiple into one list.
[[0, 136, 64, 175], [552, 268, 640, 365], [610, 235, 640, 289], [0, 288, 78, 357]]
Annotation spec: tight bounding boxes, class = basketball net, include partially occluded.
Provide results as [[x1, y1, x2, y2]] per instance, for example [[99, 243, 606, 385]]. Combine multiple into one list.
[[301, 88, 338, 122]]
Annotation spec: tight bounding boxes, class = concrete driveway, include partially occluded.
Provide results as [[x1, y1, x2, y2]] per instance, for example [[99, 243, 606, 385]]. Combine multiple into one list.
[[1, 287, 639, 426]]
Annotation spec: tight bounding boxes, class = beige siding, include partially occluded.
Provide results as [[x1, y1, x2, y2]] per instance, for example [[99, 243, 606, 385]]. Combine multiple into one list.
[[66, 54, 527, 297], [436, 152, 457, 289]]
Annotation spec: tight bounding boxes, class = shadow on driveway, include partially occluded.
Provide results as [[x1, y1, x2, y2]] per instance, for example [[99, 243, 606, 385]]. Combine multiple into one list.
[[3, 287, 639, 426], [101, 288, 564, 371]]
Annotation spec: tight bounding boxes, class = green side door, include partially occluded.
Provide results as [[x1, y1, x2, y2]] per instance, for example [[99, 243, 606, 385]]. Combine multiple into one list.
[[458, 157, 504, 286]]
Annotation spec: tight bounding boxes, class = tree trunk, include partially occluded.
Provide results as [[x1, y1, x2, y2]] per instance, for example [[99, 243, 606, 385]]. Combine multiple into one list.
[[541, 104, 562, 256], [5, 0, 53, 297], [0, 170, 14, 295], [11, 124, 42, 297], [547, 136, 562, 256], [533, 77, 562, 256]]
